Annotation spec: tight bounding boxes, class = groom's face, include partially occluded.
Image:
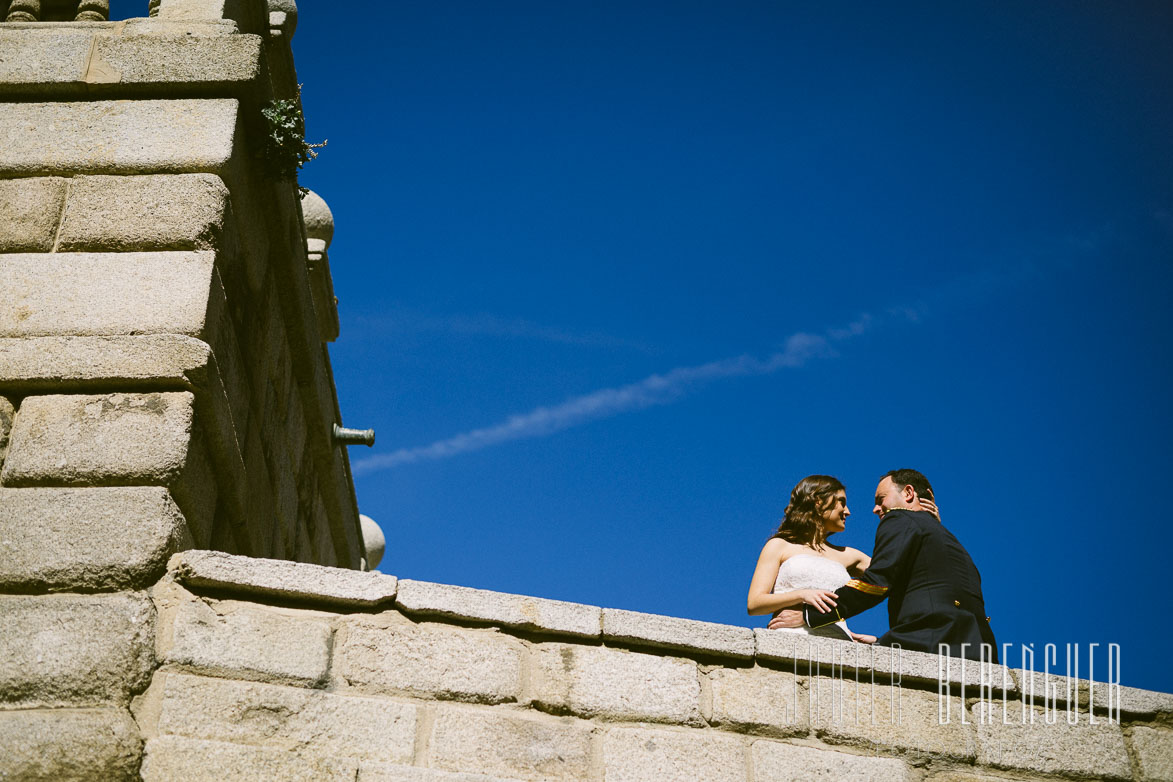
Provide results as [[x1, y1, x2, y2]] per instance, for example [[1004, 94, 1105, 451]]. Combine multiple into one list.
[[873, 476, 914, 517]]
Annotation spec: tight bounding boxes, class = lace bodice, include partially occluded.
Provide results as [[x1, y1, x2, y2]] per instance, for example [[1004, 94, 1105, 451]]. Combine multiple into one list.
[[773, 554, 851, 594]]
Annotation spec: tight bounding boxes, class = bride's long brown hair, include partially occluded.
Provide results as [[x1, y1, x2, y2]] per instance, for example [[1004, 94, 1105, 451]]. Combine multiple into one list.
[[772, 474, 845, 549]]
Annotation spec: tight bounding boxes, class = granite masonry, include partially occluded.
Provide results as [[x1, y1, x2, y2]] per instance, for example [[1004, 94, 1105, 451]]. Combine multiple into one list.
[[1, 1, 1170, 780]]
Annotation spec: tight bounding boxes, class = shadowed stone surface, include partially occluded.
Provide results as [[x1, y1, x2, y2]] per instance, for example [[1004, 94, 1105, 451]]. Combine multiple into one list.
[[396, 578, 600, 638], [529, 643, 701, 725], [154, 672, 417, 763], [171, 550, 398, 607], [0, 99, 238, 175], [337, 617, 524, 704], [751, 740, 914, 781], [0, 396, 12, 464], [0, 176, 66, 251], [58, 174, 228, 251], [428, 704, 594, 781], [0, 708, 142, 781], [0, 592, 154, 707], [359, 766, 523, 782], [0, 486, 187, 591], [602, 726, 745, 782], [141, 735, 357, 782], [1, 392, 194, 486], [603, 607, 754, 658], [163, 599, 333, 687], [972, 701, 1131, 779], [0, 251, 220, 338]]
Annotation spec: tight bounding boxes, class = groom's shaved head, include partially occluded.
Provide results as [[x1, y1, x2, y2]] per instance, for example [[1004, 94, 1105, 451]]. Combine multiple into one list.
[[883, 468, 934, 500]]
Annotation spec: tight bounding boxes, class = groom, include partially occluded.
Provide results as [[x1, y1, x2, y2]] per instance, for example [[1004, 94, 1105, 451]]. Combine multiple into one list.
[[769, 468, 998, 662]]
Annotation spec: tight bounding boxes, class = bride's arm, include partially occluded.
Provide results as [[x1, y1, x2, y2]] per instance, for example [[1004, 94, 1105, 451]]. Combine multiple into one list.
[[847, 548, 871, 578], [747, 540, 838, 615]]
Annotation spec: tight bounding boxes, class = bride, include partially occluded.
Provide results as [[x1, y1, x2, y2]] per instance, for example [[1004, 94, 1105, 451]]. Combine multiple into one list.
[[746, 474, 877, 643]]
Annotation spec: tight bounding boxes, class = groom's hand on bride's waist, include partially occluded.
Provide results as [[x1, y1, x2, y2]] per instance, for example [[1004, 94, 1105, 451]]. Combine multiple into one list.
[[768, 609, 806, 629]]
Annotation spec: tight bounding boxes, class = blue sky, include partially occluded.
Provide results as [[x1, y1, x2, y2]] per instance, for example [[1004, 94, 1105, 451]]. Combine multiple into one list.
[[287, 2, 1172, 691]]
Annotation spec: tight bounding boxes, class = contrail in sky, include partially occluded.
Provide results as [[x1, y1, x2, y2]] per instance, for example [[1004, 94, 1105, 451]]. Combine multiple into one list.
[[351, 316, 875, 476], [350, 228, 1112, 476]]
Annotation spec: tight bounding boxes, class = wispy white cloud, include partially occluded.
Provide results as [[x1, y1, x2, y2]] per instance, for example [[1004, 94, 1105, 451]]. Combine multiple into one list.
[[352, 228, 1117, 477], [352, 309, 654, 352], [352, 326, 858, 476]]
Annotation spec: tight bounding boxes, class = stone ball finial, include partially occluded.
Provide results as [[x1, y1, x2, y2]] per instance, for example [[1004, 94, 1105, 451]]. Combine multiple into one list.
[[300, 189, 334, 251], [359, 514, 385, 571]]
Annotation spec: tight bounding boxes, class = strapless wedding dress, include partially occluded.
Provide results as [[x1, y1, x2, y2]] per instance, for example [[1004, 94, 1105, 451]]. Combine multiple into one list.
[[771, 554, 853, 641]]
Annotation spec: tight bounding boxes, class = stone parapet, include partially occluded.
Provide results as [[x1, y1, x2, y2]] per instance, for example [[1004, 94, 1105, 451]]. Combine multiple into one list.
[[169, 550, 399, 607], [95, 553, 1169, 782]]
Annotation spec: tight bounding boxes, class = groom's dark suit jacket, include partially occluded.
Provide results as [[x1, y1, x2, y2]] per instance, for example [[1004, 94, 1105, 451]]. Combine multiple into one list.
[[804, 509, 998, 662]]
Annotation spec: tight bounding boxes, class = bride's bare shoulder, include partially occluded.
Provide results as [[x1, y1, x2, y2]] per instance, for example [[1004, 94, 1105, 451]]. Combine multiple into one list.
[[759, 536, 795, 558]]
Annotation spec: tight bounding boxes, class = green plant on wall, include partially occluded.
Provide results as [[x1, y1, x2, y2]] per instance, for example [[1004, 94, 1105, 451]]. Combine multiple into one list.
[[260, 84, 327, 193]]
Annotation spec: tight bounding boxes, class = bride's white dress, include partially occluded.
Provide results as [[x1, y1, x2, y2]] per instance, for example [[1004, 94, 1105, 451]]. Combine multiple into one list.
[[771, 554, 854, 641]]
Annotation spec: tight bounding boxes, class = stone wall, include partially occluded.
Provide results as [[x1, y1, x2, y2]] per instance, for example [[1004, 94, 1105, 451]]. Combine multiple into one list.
[[0, 4, 373, 776], [0, 0, 365, 581], [6, 550, 1170, 781]]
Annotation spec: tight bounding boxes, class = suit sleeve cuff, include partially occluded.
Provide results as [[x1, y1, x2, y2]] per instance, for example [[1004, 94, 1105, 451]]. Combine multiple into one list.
[[804, 604, 843, 628]]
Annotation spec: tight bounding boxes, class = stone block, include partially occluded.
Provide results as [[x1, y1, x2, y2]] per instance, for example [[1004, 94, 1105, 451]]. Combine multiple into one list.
[[0, 251, 222, 338], [754, 629, 1014, 694], [90, 33, 261, 86], [1131, 726, 1173, 782], [0, 99, 238, 176], [163, 599, 333, 686], [57, 174, 229, 252], [603, 608, 754, 658], [154, 672, 417, 764], [0, 486, 187, 591], [529, 643, 701, 725], [922, 774, 1029, 782], [428, 704, 594, 781], [0, 30, 260, 95], [811, 677, 975, 760], [0, 395, 12, 464], [1, 392, 194, 486], [170, 549, 399, 606], [708, 666, 807, 735], [0, 335, 213, 392], [0, 708, 142, 781], [0, 29, 92, 89], [0, 176, 66, 251], [396, 579, 600, 638], [0, 592, 154, 707], [141, 735, 357, 782], [751, 740, 914, 781], [1091, 682, 1173, 717], [337, 617, 523, 704], [601, 726, 745, 782], [971, 701, 1131, 779]]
